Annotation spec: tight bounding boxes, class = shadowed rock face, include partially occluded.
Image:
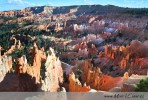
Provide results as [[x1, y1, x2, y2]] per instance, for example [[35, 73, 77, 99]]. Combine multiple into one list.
[[0, 55, 12, 82], [15, 47, 63, 92], [0, 54, 18, 92], [0, 73, 19, 92], [15, 43, 46, 84], [15, 55, 40, 91], [18, 73, 39, 92]]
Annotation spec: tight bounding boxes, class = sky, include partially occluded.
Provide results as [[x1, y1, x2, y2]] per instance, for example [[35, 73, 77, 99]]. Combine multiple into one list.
[[0, 0, 148, 11]]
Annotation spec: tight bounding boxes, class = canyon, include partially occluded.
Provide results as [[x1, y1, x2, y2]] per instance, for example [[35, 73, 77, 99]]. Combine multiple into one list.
[[0, 5, 147, 92]]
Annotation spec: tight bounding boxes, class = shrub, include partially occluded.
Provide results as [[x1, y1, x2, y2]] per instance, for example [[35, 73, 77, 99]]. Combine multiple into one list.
[[75, 66, 82, 81], [118, 31, 123, 37], [135, 78, 148, 92], [22, 21, 33, 27]]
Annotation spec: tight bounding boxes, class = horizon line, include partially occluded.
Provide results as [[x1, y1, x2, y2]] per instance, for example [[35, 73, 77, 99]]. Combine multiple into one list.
[[0, 4, 148, 12]]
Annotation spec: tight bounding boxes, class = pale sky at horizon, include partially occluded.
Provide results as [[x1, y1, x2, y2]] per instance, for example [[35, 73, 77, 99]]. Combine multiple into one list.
[[0, 0, 148, 11]]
